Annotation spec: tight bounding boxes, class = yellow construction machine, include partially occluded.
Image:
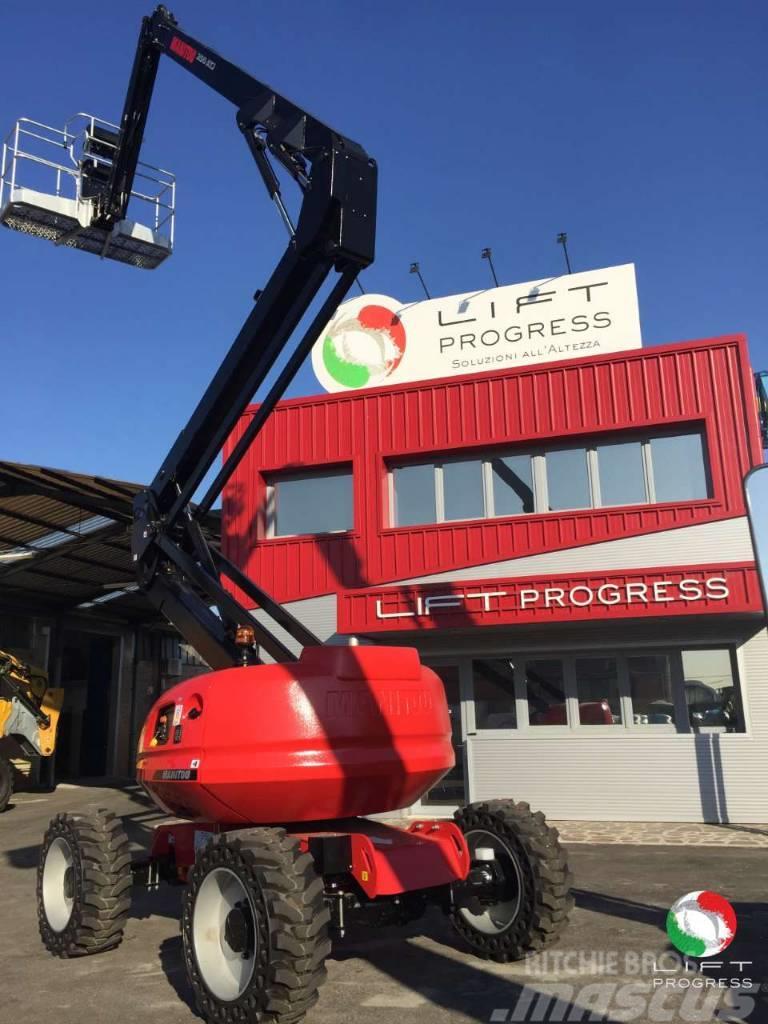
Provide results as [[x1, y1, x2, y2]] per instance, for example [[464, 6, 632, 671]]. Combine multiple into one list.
[[0, 648, 63, 812]]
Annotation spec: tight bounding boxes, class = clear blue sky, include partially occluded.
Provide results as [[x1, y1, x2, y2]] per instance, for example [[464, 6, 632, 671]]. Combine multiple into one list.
[[1, 0, 766, 487]]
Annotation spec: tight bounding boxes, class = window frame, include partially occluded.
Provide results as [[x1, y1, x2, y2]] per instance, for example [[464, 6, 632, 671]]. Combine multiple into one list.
[[471, 656, 521, 731], [387, 427, 710, 529], [543, 445, 595, 513], [485, 452, 538, 519], [391, 461, 439, 528], [646, 430, 713, 506], [264, 464, 354, 539], [463, 645, 744, 737], [572, 653, 625, 729], [520, 656, 572, 732], [678, 645, 744, 734], [623, 651, 682, 733], [594, 438, 652, 508]]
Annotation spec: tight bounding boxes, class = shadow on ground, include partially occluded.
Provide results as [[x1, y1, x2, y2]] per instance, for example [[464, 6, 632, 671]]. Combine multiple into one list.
[[159, 935, 197, 1013], [157, 909, 625, 1024]]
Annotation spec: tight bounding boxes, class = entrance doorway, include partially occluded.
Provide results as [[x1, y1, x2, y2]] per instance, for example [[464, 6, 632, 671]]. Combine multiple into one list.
[[419, 662, 468, 810], [55, 629, 120, 779]]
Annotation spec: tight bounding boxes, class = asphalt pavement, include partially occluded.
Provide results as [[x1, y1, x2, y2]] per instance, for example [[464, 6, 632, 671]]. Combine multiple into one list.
[[0, 783, 765, 1024]]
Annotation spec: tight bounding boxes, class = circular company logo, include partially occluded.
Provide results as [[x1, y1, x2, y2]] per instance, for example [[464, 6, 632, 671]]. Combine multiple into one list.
[[320, 301, 406, 390], [666, 891, 736, 957]]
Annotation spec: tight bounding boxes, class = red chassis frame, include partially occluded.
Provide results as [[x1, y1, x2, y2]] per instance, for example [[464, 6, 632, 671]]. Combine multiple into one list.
[[148, 817, 469, 899]]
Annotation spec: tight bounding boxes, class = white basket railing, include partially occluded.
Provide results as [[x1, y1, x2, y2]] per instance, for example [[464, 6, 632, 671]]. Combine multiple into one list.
[[1, 113, 175, 243]]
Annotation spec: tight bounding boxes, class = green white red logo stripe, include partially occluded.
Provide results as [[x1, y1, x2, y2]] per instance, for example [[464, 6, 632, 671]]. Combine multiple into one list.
[[666, 890, 736, 957], [320, 302, 406, 390]]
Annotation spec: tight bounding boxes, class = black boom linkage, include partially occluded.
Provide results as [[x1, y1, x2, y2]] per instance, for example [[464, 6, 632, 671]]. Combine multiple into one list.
[[100, 6, 376, 669]]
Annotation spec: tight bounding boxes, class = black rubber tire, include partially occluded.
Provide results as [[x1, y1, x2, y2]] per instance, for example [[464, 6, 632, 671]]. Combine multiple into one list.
[[183, 829, 331, 1024], [450, 799, 573, 962], [37, 809, 132, 957], [0, 755, 13, 813]]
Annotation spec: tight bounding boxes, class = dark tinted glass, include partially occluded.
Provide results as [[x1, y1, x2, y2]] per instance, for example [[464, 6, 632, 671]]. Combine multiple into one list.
[[525, 660, 567, 726], [575, 657, 622, 725], [422, 665, 466, 803], [651, 434, 708, 502], [628, 654, 674, 726], [598, 440, 646, 506], [394, 464, 436, 526], [546, 448, 591, 510], [492, 455, 535, 515], [681, 649, 742, 732], [274, 470, 352, 535], [474, 659, 517, 729], [443, 460, 484, 521]]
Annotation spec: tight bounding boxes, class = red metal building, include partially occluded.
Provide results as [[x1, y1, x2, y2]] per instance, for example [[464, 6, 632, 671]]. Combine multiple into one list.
[[223, 335, 768, 823]]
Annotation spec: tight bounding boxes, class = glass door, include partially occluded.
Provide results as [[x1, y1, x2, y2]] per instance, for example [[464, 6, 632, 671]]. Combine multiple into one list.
[[418, 662, 468, 810]]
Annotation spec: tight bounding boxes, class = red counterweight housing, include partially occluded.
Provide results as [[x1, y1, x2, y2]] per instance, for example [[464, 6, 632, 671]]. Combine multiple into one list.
[[137, 645, 454, 824]]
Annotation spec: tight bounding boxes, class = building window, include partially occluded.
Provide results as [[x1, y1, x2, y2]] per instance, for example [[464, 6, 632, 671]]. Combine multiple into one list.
[[393, 463, 436, 527], [389, 429, 709, 527], [267, 467, 352, 537], [473, 659, 517, 729], [596, 440, 647, 506], [443, 459, 484, 522], [525, 659, 567, 726], [681, 648, 741, 732], [627, 654, 675, 726], [650, 433, 709, 502], [467, 647, 744, 734], [574, 657, 623, 725], [491, 454, 535, 516], [421, 664, 466, 804], [545, 448, 591, 510]]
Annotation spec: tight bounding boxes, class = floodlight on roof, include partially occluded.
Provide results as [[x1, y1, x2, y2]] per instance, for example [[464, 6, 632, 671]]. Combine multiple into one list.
[[0, 114, 175, 269]]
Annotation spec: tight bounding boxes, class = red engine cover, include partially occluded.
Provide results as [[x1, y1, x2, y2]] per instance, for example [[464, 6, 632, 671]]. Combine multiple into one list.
[[137, 645, 453, 824]]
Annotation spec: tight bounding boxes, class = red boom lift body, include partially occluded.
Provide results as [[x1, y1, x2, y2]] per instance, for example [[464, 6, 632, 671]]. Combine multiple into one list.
[[139, 645, 466, 901], [139, 646, 454, 826]]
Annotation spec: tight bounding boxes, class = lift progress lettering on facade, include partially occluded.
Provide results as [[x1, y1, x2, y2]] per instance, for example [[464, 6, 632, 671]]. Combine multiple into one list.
[[340, 565, 760, 633]]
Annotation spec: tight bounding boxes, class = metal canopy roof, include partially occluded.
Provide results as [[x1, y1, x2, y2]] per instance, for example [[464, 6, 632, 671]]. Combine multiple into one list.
[[0, 461, 219, 623]]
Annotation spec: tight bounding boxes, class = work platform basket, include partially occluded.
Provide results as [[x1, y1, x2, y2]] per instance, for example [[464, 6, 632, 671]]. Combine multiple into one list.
[[0, 114, 175, 269]]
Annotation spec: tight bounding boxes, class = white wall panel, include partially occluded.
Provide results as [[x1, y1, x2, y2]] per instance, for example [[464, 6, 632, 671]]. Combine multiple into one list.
[[403, 517, 754, 584], [466, 623, 768, 823]]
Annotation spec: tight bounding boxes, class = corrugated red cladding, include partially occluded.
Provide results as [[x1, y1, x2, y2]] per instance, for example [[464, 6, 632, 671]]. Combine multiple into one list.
[[222, 335, 762, 605]]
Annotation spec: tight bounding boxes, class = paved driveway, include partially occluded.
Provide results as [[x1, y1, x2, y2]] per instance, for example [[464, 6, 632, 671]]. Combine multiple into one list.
[[1, 784, 766, 1024]]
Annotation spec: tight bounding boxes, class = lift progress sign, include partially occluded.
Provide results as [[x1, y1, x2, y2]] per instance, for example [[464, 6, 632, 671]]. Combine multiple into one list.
[[312, 263, 642, 392]]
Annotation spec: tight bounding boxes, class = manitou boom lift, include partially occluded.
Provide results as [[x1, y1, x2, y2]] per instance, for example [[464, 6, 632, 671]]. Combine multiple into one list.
[[3, 9, 572, 1023]]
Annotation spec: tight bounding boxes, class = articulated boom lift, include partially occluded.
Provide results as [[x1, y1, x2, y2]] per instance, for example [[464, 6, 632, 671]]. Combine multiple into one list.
[[5, 9, 573, 1023]]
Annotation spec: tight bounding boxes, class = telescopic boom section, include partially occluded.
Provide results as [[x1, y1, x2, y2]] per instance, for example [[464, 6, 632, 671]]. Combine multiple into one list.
[[108, 6, 376, 669]]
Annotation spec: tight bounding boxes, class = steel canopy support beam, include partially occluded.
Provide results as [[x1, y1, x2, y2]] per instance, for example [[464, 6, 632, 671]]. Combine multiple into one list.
[[0, 463, 132, 523], [0, 522, 126, 580]]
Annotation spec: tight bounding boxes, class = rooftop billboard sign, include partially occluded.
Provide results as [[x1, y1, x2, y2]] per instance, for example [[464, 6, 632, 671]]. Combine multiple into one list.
[[311, 263, 642, 393]]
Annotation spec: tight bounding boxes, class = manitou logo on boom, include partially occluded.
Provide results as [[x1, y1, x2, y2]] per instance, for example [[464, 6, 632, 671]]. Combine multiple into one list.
[[170, 36, 216, 70], [170, 36, 196, 63]]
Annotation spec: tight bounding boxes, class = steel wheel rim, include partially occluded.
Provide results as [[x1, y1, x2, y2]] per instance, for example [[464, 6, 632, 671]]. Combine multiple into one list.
[[192, 867, 258, 1002], [43, 836, 75, 932], [459, 828, 523, 935]]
